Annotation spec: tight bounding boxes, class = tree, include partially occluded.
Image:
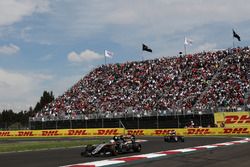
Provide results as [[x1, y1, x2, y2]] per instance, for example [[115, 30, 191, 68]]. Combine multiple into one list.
[[1, 110, 15, 128], [34, 91, 54, 112], [0, 90, 55, 129]]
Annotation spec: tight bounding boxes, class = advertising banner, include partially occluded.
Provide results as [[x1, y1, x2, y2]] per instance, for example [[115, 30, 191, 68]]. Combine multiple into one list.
[[126, 127, 250, 136], [214, 112, 250, 128], [1, 127, 249, 138], [0, 128, 124, 138]]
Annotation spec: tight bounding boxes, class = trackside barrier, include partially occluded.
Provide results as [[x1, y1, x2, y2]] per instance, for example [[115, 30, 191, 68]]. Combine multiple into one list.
[[126, 127, 250, 136], [0, 127, 249, 138], [0, 128, 124, 138], [214, 112, 250, 128]]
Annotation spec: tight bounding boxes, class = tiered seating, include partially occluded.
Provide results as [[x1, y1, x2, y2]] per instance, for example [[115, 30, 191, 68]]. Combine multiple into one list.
[[33, 47, 250, 121]]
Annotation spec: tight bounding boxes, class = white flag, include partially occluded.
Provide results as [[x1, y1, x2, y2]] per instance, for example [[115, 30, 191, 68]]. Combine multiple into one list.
[[184, 37, 193, 45], [104, 50, 113, 58]]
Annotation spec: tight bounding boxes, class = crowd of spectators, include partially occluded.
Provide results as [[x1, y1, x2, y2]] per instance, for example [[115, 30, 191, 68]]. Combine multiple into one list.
[[32, 47, 250, 121], [194, 47, 250, 112]]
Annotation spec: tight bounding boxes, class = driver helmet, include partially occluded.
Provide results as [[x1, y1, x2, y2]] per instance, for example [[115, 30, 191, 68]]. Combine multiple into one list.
[[110, 139, 115, 143], [170, 130, 176, 135]]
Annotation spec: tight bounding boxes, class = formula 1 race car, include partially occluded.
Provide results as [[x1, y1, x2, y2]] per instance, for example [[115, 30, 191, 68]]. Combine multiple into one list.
[[81, 142, 118, 157], [81, 135, 141, 157], [164, 130, 185, 142]]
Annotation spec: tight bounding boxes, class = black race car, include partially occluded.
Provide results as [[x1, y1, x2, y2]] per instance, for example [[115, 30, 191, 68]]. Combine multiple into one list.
[[81, 135, 141, 157], [81, 142, 118, 157], [164, 131, 185, 142]]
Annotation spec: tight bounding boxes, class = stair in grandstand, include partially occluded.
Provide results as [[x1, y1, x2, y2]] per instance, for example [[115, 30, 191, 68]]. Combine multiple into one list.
[[247, 90, 250, 111], [244, 50, 250, 111], [152, 57, 191, 114], [191, 50, 236, 112]]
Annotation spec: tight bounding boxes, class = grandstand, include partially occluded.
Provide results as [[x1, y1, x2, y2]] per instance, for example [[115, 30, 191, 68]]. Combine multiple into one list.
[[29, 47, 250, 129]]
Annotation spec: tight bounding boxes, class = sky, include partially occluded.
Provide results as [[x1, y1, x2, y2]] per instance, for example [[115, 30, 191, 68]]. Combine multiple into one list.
[[0, 0, 250, 112]]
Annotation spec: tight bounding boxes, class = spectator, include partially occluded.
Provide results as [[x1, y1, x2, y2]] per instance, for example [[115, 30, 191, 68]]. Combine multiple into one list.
[[33, 47, 250, 121]]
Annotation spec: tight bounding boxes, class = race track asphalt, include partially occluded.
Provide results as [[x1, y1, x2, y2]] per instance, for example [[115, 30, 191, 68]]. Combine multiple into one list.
[[0, 137, 249, 167]]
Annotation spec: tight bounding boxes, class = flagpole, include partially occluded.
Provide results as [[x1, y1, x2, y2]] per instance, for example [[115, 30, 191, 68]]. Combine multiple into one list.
[[141, 44, 144, 61], [233, 36, 235, 49], [184, 37, 187, 56], [232, 29, 234, 48], [142, 50, 144, 61], [104, 50, 106, 65], [184, 44, 187, 56]]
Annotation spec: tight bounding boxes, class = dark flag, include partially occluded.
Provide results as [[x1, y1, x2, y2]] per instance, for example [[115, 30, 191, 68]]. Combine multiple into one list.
[[142, 44, 152, 52], [233, 29, 241, 41]]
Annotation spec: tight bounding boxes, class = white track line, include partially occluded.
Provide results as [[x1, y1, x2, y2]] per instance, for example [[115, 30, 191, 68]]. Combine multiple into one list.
[[60, 138, 250, 167]]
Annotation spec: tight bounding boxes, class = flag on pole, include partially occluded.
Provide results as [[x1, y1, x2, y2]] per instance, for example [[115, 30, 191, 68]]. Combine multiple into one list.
[[104, 50, 114, 58], [184, 37, 193, 45], [142, 44, 152, 52], [233, 29, 241, 41]]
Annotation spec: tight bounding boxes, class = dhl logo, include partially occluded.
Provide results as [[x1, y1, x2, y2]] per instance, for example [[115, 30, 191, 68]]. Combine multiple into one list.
[[187, 128, 212, 135], [67, 130, 88, 136], [42, 130, 60, 136], [0, 131, 11, 136], [153, 129, 175, 135], [223, 128, 249, 134], [127, 130, 145, 136], [224, 115, 250, 124], [95, 129, 119, 135], [16, 131, 34, 136]]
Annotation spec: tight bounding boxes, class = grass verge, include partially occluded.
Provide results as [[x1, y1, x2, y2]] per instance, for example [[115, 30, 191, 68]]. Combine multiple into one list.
[[0, 139, 103, 153]]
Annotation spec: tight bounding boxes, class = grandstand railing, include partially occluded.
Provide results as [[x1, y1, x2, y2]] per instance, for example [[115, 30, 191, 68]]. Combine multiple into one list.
[[28, 114, 215, 130], [29, 105, 249, 122]]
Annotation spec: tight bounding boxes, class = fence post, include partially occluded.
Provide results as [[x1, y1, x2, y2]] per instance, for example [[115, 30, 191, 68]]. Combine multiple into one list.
[[199, 111, 202, 127], [102, 116, 104, 128], [85, 116, 88, 128], [69, 117, 72, 129], [137, 114, 140, 129], [119, 119, 125, 128], [55, 119, 58, 129], [28, 120, 31, 130], [156, 112, 159, 129], [177, 114, 180, 128]]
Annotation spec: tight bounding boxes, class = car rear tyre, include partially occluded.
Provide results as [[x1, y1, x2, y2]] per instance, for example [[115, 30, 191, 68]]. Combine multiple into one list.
[[165, 137, 170, 142], [133, 144, 142, 152], [110, 146, 118, 156], [81, 151, 91, 157]]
